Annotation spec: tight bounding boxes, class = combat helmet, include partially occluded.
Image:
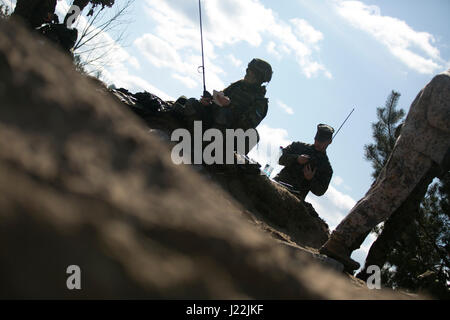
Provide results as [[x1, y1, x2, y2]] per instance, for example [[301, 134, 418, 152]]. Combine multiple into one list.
[[248, 58, 273, 83]]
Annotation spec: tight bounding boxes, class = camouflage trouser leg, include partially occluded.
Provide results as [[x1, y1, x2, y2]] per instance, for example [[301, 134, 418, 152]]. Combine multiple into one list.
[[331, 143, 433, 249]]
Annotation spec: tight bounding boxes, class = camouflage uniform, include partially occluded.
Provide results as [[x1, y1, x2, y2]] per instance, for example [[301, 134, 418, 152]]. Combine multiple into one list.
[[219, 58, 271, 131], [173, 59, 272, 155], [356, 163, 442, 280], [212, 80, 268, 131], [274, 125, 334, 200], [328, 69, 450, 253]]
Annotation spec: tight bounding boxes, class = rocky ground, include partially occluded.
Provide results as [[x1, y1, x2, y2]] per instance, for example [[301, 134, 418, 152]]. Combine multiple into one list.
[[0, 19, 425, 299]]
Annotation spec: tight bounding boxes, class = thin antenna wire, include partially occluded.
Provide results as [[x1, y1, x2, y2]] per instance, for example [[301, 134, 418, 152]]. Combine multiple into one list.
[[198, 0, 207, 95], [333, 108, 355, 140]]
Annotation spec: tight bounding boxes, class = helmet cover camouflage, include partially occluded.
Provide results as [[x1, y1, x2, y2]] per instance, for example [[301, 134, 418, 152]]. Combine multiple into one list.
[[248, 58, 273, 83]]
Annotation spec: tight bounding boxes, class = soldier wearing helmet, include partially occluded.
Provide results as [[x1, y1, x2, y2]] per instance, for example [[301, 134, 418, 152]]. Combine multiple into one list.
[[246, 58, 273, 84], [174, 58, 273, 154], [210, 58, 273, 132]]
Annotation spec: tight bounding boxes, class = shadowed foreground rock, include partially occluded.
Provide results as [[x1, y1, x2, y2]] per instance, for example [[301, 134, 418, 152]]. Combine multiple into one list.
[[0, 20, 422, 299]]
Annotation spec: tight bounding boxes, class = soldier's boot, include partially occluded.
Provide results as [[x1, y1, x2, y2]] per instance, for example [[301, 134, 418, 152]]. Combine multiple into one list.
[[319, 235, 360, 272]]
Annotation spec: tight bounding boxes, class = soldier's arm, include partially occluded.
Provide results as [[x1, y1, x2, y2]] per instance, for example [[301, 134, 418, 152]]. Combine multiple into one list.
[[309, 163, 333, 196], [279, 143, 305, 166], [222, 81, 239, 98], [244, 97, 268, 129], [426, 73, 450, 133]]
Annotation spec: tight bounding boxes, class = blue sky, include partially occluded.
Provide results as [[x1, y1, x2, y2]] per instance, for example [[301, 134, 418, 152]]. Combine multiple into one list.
[[5, 0, 449, 268]]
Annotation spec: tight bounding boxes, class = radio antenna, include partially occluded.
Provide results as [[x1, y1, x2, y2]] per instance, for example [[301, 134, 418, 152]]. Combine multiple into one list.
[[198, 0, 210, 98], [333, 108, 355, 140]]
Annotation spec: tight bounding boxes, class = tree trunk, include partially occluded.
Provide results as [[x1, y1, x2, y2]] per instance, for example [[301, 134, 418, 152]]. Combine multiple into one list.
[[12, 0, 57, 29]]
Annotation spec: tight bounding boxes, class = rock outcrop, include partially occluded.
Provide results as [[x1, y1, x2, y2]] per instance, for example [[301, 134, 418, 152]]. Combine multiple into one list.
[[0, 20, 423, 299]]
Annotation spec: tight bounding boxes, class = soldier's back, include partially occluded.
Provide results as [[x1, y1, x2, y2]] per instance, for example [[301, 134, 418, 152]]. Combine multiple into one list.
[[224, 81, 268, 131]]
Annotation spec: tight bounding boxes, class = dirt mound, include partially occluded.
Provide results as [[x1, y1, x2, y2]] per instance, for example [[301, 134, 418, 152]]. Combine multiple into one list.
[[0, 20, 422, 299], [113, 89, 330, 250]]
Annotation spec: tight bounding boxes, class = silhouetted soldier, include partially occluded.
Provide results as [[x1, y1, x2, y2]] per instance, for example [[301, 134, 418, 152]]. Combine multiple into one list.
[[275, 124, 334, 201], [320, 69, 450, 272], [12, 0, 57, 29], [173, 58, 273, 155]]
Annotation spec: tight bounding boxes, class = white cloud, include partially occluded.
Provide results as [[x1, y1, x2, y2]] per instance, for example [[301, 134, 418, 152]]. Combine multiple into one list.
[[332, 175, 343, 186], [136, 0, 331, 87], [134, 1, 226, 91], [334, 0, 444, 74], [277, 100, 295, 115], [133, 33, 209, 90], [172, 73, 198, 89], [134, 33, 182, 69], [291, 18, 324, 45], [204, 0, 274, 48], [102, 66, 175, 101], [227, 54, 243, 67], [306, 184, 356, 230], [266, 41, 282, 59], [266, 19, 330, 78]]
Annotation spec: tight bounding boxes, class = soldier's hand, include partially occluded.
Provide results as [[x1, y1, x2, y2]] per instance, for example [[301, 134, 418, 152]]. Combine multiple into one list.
[[297, 155, 310, 165], [213, 91, 231, 107], [200, 97, 212, 106], [45, 13, 55, 23], [303, 164, 316, 180]]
